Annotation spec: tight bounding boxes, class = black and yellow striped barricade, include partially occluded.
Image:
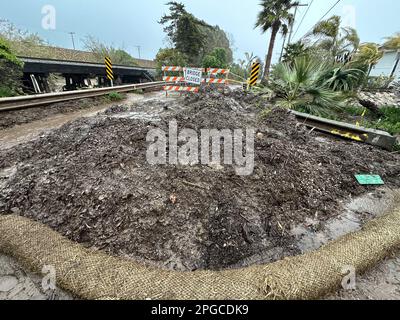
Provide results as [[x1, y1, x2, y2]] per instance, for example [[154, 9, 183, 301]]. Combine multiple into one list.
[[104, 56, 114, 86], [247, 62, 261, 90]]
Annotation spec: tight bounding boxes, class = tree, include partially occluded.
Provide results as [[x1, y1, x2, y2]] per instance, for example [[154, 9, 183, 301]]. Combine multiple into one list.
[[350, 43, 383, 75], [383, 33, 400, 78], [200, 25, 233, 64], [202, 48, 228, 68], [307, 16, 360, 59], [159, 1, 187, 42], [159, 2, 233, 65], [174, 13, 207, 64], [159, 2, 208, 64], [155, 48, 188, 75], [83, 36, 138, 66], [270, 56, 345, 115], [230, 52, 258, 80], [0, 37, 23, 97], [383, 33, 400, 50], [282, 41, 310, 65], [0, 19, 46, 45], [255, 0, 298, 79]]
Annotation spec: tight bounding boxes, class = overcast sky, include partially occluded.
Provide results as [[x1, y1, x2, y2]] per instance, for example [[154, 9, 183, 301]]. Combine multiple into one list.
[[1, 0, 399, 63]]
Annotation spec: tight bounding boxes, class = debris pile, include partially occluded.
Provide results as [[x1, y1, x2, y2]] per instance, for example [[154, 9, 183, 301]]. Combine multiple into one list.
[[0, 89, 399, 271]]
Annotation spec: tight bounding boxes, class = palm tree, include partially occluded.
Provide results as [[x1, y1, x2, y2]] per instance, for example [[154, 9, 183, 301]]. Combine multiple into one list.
[[270, 56, 345, 115], [308, 16, 360, 59], [351, 43, 383, 75], [255, 0, 299, 79], [282, 41, 310, 64], [383, 33, 400, 50], [382, 33, 400, 78], [269, 56, 365, 115]]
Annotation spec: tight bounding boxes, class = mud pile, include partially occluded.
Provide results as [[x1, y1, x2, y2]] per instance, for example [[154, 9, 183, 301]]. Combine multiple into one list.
[[0, 90, 399, 271]]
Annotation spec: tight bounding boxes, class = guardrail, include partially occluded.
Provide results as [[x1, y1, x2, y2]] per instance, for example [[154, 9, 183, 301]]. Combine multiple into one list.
[[291, 110, 396, 150], [0, 81, 170, 112]]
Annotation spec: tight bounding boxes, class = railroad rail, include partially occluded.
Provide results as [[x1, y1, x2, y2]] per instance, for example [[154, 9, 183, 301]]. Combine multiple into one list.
[[291, 110, 396, 150], [0, 81, 172, 112]]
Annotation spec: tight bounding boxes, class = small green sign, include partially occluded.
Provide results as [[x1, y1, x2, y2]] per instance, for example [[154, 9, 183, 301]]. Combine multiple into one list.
[[355, 175, 385, 185]]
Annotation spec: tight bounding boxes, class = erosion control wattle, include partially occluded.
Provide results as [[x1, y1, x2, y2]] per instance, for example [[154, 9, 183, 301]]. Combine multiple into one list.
[[1, 205, 400, 300]]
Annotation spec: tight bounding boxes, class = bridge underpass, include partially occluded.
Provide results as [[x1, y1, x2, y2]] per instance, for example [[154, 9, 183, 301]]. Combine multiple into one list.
[[20, 57, 156, 93]]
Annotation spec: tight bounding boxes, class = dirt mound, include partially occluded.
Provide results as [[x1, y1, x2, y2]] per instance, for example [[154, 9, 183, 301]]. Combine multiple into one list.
[[104, 104, 129, 114], [1, 90, 399, 271]]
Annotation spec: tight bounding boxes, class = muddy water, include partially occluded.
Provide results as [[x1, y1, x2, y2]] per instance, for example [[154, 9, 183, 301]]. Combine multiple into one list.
[[0, 92, 166, 150], [292, 188, 400, 252], [230, 188, 400, 269]]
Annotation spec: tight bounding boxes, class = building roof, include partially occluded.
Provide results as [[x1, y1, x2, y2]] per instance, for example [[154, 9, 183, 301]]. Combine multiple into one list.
[[9, 41, 156, 69]]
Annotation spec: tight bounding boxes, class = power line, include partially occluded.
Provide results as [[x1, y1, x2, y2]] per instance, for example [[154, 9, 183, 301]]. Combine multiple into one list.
[[299, 0, 343, 40], [288, 3, 309, 45], [292, 0, 315, 41], [279, 3, 308, 62]]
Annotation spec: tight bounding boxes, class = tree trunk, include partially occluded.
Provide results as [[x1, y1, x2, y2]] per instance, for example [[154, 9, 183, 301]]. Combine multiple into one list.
[[264, 24, 279, 80]]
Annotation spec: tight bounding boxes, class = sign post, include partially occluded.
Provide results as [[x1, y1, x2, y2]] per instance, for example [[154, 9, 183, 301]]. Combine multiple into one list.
[[248, 61, 261, 90], [104, 56, 114, 87]]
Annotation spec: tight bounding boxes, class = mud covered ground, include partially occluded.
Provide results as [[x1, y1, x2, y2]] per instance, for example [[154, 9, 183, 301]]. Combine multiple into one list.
[[0, 96, 116, 130], [0, 88, 399, 271]]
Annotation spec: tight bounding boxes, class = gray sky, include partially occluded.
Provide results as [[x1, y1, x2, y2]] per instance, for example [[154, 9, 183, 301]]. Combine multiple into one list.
[[1, 0, 399, 63]]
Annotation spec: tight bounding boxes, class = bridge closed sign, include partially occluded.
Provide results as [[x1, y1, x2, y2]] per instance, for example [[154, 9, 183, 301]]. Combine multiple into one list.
[[184, 68, 202, 85]]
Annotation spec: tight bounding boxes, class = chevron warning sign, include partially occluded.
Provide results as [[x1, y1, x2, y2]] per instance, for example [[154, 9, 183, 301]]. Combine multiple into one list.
[[249, 62, 260, 86], [104, 56, 114, 81]]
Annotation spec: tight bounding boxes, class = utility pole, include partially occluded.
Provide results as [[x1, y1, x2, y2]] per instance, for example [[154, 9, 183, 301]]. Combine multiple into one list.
[[134, 46, 141, 59], [390, 50, 400, 78], [279, 3, 308, 62], [69, 32, 76, 50], [287, 3, 308, 45], [279, 33, 288, 62]]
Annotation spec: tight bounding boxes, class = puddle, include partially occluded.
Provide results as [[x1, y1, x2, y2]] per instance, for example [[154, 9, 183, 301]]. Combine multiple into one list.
[[232, 188, 400, 268], [111, 112, 162, 122]]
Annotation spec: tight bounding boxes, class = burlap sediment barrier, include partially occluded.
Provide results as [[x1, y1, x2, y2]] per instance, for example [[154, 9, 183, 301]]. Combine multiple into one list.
[[1, 209, 400, 300]]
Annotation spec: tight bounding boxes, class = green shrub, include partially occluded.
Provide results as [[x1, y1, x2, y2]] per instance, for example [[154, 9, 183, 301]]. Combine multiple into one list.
[[0, 86, 16, 97], [269, 57, 346, 116], [202, 48, 228, 69], [107, 92, 125, 101], [0, 37, 23, 96], [364, 76, 394, 90], [364, 107, 400, 135], [155, 48, 188, 77]]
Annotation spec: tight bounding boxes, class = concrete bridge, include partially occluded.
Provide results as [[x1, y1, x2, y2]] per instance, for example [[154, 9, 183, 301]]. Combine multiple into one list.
[[20, 57, 155, 93], [9, 42, 157, 93]]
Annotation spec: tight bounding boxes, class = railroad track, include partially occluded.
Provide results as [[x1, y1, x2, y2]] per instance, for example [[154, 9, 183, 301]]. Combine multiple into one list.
[[0, 81, 172, 112]]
